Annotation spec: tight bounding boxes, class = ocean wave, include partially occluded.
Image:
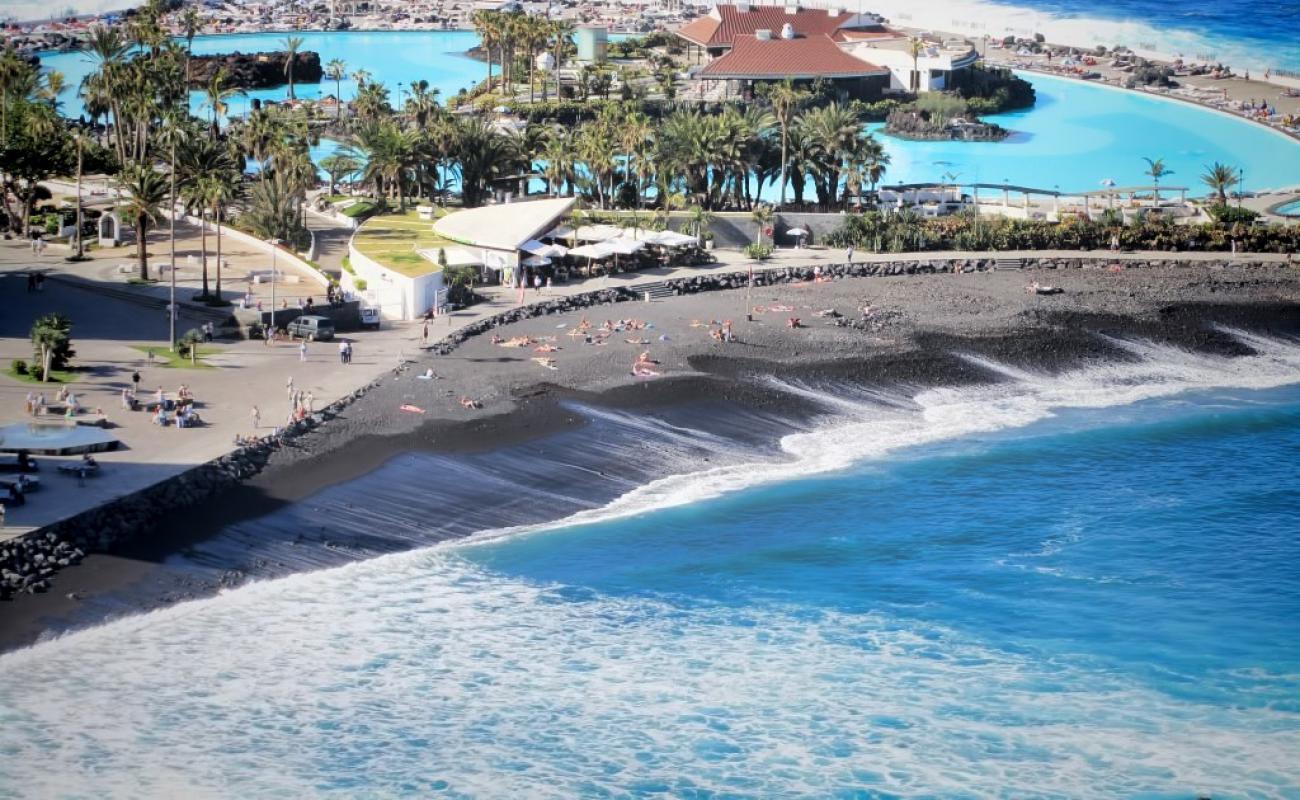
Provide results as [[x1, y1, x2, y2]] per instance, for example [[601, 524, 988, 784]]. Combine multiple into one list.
[[1, 552, 1297, 797]]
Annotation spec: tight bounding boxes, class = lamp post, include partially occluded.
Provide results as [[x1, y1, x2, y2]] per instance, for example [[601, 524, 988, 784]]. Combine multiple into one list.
[[1238, 166, 1244, 208], [269, 238, 281, 338]]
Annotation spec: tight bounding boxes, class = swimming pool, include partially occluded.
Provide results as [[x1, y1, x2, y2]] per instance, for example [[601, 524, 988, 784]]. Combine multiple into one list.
[[38, 32, 1300, 194]]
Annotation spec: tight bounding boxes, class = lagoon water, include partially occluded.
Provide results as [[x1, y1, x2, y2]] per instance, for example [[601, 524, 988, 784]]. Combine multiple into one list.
[[39, 32, 1300, 194], [2, 334, 1300, 796]]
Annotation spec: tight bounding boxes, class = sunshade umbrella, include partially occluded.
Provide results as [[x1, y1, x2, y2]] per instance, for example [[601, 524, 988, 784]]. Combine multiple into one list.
[[786, 227, 809, 236], [522, 255, 552, 268]]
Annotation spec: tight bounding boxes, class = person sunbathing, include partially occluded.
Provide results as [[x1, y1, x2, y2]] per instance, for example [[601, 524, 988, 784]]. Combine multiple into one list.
[[578, 317, 592, 331], [534, 344, 560, 353], [787, 317, 802, 329], [460, 397, 482, 409], [532, 357, 558, 370]]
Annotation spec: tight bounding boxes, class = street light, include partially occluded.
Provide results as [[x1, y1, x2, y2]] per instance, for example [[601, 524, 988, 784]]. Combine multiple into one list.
[[269, 238, 281, 339]]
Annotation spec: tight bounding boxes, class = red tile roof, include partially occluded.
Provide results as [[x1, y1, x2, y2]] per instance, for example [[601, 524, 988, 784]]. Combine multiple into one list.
[[676, 4, 875, 49], [697, 34, 887, 79]]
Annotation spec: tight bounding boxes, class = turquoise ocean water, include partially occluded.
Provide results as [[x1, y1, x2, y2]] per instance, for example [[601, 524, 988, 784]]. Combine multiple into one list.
[[1, 332, 1299, 796]]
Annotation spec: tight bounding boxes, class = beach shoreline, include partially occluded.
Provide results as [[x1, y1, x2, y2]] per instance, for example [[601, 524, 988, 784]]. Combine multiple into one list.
[[3, 260, 1299, 653]]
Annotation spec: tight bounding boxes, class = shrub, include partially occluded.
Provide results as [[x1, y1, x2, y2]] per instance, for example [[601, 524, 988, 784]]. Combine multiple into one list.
[[1206, 204, 1260, 225], [743, 242, 773, 261], [354, 278, 368, 291], [175, 328, 204, 360], [11, 359, 28, 375]]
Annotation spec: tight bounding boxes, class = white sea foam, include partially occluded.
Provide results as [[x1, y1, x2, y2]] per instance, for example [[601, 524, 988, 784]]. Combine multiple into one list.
[[1, 552, 1298, 797], [3, 332, 1300, 796]]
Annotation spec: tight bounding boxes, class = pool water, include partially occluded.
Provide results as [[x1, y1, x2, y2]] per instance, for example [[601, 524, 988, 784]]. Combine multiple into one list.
[[38, 32, 1300, 193]]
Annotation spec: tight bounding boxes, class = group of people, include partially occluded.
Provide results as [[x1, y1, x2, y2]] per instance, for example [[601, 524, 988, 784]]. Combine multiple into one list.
[[337, 340, 354, 364]]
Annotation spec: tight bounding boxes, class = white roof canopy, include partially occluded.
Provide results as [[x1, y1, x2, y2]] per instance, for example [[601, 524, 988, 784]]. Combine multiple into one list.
[[573, 224, 624, 242], [433, 197, 578, 252]]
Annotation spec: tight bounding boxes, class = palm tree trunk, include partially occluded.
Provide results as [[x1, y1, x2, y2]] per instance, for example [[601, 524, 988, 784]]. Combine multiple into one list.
[[199, 209, 209, 297], [215, 203, 223, 300], [136, 217, 149, 280], [74, 141, 84, 259], [779, 127, 788, 210]]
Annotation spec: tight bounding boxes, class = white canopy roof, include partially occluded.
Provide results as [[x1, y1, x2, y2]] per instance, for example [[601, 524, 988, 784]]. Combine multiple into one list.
[[433, 197, 578, 252], [573, 224, 624, 242], [606, 238, 645, 255], [569, 242, 617, 259]]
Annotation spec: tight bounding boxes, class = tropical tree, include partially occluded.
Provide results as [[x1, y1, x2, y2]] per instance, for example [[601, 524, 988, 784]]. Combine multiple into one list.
[[30, 312, 74, 382], [908, 37, 925, 92], [454, 115, 520, 207], [204, 164, 242, 301], [751, 204, 773, 244], [178, 136, 234, 298], [549, 19, 574, 99], [319, 153, 360, 196], [118, 164, 169, 280], [682, 204, 715, 247], [243, 172, 302, 242], [765, 79, 807, 209], [1143, 157, 1173, 202], [325, 58, 346, 120], [1200, 161, 1239, 205], [201, 68, 243, 135], [282, 35, 304, 100]]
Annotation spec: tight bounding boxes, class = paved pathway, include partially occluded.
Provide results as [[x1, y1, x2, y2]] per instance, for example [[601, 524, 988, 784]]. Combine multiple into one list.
[[0, 216, 1290, 541]]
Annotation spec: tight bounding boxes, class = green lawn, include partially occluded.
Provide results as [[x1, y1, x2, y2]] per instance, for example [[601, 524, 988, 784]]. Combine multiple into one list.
[[352, 210, 455, 278], [4, 366, 76, 384], [131, 344, 220, 369], [341, 201, 377, 218]]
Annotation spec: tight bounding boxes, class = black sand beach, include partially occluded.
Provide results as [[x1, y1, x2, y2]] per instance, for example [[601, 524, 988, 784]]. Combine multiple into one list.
[[3, 262, 1299, 651]]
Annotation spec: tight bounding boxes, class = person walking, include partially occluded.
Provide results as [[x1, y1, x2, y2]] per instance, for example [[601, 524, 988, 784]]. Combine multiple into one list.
[[345, 342, 353, 364], [286, 376, 295, 401], [845, 246, 854, 264], [305, 391, 314, 413], [422, 321, 429, 345], [299, 340, 308, 362], [251, 405, 261, 429], [338, 340, 348, 364]]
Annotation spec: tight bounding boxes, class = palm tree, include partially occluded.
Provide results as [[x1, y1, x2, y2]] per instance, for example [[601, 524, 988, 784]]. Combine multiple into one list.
[[282, 36, 304, 101], [178, 136, 234, 298], [453, 115, 520, 207], [201, 68, 243, 135], [471, 10, 498, 91], [206, 165, 243, 301], [404, 79, 439, 126], [1200, 161, 1238, 205], [319, 153, 360, 197], [179, 6, 203, 54], [118, 164, 169, 281], [1143, 157, 1173, 202], [908, 37, 925, 92], [549, 19, 573, 100], [40, 69, 66, 110], [325, 58, 346, 120], [541, 128, 576, 197], [683, 204, 715, 248], [751, 204, 773, 244], [766, 79, 806, 210], [68, 128, 92, 260], [244, 172, 302, 242]]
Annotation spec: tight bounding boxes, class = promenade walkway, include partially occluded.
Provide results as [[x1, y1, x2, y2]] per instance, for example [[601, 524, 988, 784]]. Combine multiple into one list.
[[0, 227, 1289, 541]]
